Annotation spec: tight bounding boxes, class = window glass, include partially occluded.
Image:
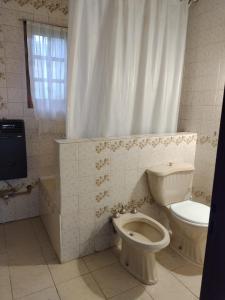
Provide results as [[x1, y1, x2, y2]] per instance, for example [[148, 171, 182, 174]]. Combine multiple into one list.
[[34, 81, 48, 100], [33, 59, 47, 79], [32, 35, 48, 56], [52, 61, 65, 80], [26, 22, 67, 117]]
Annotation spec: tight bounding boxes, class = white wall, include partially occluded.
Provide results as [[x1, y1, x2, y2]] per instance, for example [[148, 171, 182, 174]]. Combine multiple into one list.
[[178, 0, 225, 203], [0, 0, 68, 223]]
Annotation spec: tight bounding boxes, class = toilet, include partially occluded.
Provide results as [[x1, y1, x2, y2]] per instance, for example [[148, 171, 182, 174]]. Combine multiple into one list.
[[146, 162, 210, 266], [113, 212, 170, 285]]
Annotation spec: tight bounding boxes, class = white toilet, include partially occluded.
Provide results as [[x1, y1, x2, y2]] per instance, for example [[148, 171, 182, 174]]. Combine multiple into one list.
[[113, 212, 170, 284], [146, 162, 210, 266]]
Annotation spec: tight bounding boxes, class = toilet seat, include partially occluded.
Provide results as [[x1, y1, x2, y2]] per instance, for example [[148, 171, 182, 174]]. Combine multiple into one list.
[[170, 200, 210, 227]]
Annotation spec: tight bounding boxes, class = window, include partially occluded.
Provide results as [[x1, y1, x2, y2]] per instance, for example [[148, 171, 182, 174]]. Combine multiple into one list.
[[25, 21, 67, 119]]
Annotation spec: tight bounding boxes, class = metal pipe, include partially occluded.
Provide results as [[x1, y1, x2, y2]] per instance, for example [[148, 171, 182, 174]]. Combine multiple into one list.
[[0, 184, 33, 200]]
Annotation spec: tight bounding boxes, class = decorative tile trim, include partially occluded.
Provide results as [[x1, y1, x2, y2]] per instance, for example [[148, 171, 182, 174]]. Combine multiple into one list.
[[96, 195, 151, 218], [96, 158, 110, 170], [96, 206, 108, 218], [96, 191, 109, 202], [197, 135, 218, 148], [96, 175, 110, 187], [3, 0, 68, 15], [95, 142, 110, 154], [95, 134, 197, 154], [192, 189, 211, 204]]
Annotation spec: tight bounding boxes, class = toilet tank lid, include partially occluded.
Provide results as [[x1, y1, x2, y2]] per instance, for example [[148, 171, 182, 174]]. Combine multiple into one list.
[[147, 163, 194, 177]]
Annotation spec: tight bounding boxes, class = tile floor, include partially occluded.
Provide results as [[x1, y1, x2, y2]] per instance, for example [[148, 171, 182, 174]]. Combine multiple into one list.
[[0, 217, 202, 300]]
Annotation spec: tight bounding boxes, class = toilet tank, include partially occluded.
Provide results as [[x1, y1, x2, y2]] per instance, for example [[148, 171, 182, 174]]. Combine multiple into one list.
[[146, 163, 194, 207]]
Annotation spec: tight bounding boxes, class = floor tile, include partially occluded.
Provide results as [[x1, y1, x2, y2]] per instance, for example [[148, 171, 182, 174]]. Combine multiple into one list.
[[10, 251, 54, 299], [31, 219, 57, 261], [0, 217, 203, 300], [0, 224, 6, 254], [0, 254, 12, 300], [145, 264, 197, 300], [83, 249, 117, 271], [8, 247, 44, 266], [91, 262, 139, 298], [156, 247, 187, 271], [48, 257, 89, 285], [31, 218, 54, 250], [171, 263, 203, 297], [111, 245, 121, 261], [0, 252, 9, 275], [18, 287, 60, 300], [0, 272, 12, 300], [57, 274, 105, 300], [110, 286, 153, 300], [5, 219, 40, 251]]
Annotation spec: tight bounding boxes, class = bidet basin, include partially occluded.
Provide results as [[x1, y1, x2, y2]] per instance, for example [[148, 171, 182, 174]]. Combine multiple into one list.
[[113, 212, 170, 284]]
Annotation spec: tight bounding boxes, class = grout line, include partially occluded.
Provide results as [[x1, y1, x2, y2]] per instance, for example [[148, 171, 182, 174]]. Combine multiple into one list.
[[81, 257, 118, 273], [107, 285, 153, 300], [13, 287, 59, 300], [143, 288, 155, 300], [81, 247, 142, 299], [169, 269, 201, 299], [3, 223, 14, 300], [81, 257, 107, 299], [89, 262, 141, 300], [88, 272, 109, 300], [30, 218, 62, 300]]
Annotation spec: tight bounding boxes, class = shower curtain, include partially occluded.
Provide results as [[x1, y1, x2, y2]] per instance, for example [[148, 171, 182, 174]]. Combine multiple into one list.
[[67, 0, 188, 139]]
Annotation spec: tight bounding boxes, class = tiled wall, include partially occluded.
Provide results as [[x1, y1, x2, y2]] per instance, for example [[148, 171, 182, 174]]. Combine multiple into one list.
[[0, 0, 68, 223], [178, 0, 224, 204], [45, 133, 197, 262]]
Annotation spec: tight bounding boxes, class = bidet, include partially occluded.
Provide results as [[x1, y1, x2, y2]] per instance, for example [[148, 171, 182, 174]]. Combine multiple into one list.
[[113, 212, 170, 284]]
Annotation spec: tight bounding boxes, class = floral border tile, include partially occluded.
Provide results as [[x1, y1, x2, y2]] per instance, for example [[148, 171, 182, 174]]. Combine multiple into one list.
[[3, 0, 68, 15]]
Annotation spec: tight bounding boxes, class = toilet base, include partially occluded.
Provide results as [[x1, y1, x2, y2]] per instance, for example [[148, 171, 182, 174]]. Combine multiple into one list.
[[169, 216, 207, 266], [120, 240, 158, 285], [170, 232, 206, 266]]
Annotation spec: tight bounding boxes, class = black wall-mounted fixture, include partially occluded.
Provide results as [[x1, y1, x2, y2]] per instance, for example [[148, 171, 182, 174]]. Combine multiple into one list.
[[0, 119, 27, 180]]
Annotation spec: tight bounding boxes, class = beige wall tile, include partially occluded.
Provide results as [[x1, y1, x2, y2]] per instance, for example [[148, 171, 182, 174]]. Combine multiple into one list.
[[179, 0, 223, 202], [0, 0, 68, 224]]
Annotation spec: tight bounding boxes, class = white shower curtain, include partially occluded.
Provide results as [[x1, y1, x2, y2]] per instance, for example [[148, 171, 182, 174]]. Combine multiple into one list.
[[67, 0, 188, 139]]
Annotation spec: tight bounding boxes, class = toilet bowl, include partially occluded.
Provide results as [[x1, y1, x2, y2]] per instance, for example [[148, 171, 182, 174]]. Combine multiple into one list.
[[167, 199, 210, 265], [113, 212, 170, 285], [146, 162, 210, 266]]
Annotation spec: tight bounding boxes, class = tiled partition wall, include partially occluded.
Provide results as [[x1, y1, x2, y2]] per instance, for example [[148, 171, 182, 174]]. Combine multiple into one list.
[[41, 133, 197, 263], [178, 0, 224, 204], [0, 0, 68, 223]]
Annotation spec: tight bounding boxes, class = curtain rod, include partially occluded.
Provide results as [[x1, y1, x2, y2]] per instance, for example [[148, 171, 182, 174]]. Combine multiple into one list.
[[19, 18, 68, 29]]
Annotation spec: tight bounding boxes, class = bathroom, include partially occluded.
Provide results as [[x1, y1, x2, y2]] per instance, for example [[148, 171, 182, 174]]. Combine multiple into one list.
[[0, 0, 223, 299]]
